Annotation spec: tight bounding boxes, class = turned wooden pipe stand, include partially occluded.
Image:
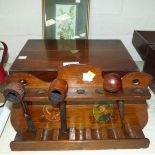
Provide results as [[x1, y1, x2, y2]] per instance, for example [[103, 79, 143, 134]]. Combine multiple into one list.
[[4, 64, 152, 151], [48, 79, 68, 133]]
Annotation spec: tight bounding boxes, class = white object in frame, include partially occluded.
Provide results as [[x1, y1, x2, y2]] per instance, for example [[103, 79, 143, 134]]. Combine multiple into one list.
[[46, 19, 56, 26], [76, 0, 80, 3], [63, 62, 79, 66], [56, 14, 71, 21], [83, 71, 96, 82], [18, 56, 27, 60]]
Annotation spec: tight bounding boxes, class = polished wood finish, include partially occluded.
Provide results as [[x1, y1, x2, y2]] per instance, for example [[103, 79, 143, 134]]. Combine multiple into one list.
[[5, 70, 152, 102], [103, 73, 122, 93], [48, 78, 68, 103], [48, 79, 68, 132], [132, 31, 155, 93], [132, 31, 155, 60], [11, 128, 149, 151], [6, 39, 152, 150], [11, 103, 148, 131], [9, 39, 138, 81], [143, 45, 155, 92]]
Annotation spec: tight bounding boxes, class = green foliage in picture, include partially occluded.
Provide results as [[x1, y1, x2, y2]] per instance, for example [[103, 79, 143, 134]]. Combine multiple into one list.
[[56, 4, 77, 39]]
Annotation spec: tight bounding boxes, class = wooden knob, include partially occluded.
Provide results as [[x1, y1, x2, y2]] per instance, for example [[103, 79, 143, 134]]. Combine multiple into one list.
[[103, 73, 122, 93], [3, 82, 24, 103], [48, 79, 68, 106]]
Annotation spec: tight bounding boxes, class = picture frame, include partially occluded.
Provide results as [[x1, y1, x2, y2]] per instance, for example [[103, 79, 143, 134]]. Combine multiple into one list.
[[42, 0, 90, 39]]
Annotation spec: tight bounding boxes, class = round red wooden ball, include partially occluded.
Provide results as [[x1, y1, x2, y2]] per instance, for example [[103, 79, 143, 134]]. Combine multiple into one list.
[[103, 73, 122, 93]]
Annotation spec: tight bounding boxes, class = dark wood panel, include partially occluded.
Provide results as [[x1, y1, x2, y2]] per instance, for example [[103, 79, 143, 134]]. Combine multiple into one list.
[[132, 31, 155, 93], [132, 31, 155, 60], [143, 45, 155, 92], [22, 87, 151, 101], [11, 103, 148, 131], [10, 40, 138, 73], [10, 138, 149, 150]]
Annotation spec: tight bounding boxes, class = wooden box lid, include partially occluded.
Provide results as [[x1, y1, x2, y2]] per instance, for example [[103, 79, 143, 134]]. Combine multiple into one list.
[[9, 39, 138, 81]]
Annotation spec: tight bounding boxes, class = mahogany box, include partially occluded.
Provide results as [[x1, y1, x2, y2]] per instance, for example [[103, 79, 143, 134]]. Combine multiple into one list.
[[3, 39, 152, 150]]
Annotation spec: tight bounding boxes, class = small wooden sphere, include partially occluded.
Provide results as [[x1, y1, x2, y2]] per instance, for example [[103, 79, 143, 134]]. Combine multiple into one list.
[[103, 73, 122, 93]]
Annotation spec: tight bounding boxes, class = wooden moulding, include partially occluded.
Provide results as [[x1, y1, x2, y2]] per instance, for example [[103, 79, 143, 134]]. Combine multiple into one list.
[[10, 126, 149, 150], [11, 139, 150, 151], [4, 69, 152, 102]]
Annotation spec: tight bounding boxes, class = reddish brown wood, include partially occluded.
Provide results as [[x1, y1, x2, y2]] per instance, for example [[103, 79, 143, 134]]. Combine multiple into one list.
[[10, 124, 149, 150], [5, 69, 152, 102], [48, 79, 68, 133], [10, 103, 148, 131], [3, 81, 24, 103], [18, 87, 150, 101], [122, 72, 152, 88], [9, 40, 139, 81], [5, 73, 50, 88], [5, 39, 152, 151], [10, 138, 149, 151], [132, 31, 155, 93], [103, 73, 122, 92], [48, 78, 68, 105]]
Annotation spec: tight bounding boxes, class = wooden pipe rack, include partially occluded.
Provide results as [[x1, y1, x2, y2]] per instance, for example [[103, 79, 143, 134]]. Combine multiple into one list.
[[3, 64, 153, 150]]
